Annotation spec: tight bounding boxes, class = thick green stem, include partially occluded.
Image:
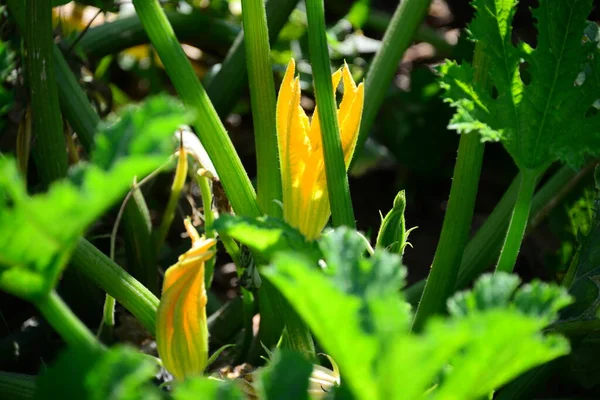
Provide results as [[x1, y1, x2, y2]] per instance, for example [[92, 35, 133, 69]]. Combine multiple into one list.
[[206, 0, 299, 118], [495, 169, 538, 274], [404, 164, 583, 305], [354, 0, 432, 162], [305, 0, 355, 229], [25, 0, 68, 183], [0, 372, 36, 400], [132, 0, 260, 218], [71, 239, 159, 335], [35, 291, 101, 351], [411, 44, 489, 332], [241, 0, 282, 218]]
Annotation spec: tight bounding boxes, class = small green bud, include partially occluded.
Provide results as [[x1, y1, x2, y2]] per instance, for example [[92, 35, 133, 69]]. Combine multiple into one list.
[[376, 190, 414, 256]]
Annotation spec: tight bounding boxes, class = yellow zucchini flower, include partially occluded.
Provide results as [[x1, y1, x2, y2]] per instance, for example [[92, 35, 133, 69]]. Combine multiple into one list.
[[276, 59, 364, 240], [156, 219, 216, 381]]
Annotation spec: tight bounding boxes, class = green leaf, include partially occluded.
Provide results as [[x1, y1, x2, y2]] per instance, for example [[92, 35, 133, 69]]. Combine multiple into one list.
[[0, 95, 188, 301], [257, 350, 312, 400], [265, 228, 571, 400], [35, 346, 161, 400], [448, 272, 572, 324], [172, 377, 243, 400], [213, 215, 321, 263], [263, 251, 380, 398], [345, 0, 370, 30], [441, 0, 600, 171], [319, 228, 409, 333], [560, 174, 600, 320], [429, 311, 569, 400]]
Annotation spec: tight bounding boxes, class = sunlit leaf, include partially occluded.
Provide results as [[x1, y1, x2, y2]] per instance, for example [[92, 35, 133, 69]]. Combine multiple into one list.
[[441, 0, 600, 171], [265, 227, 571, 400], [35, 346, 161, 400], [0, 96, 189, 301]]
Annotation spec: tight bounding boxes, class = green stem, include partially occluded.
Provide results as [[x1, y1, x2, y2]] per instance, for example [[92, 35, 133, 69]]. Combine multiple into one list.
[[404, 164, 583, 305], [411, 43, 489, 332], [0, 372, 36, 400], [35, 291, 101, 351], [305, 0, 355, 229], [205, 0, 299, 118], [237, 287, 255, 363], [25, 0, 68, 184], [495, 169, 538, 274], [8, 0, 98, 153], [123, 187, 158, 295], [100, 295, 116, 339], [241, 0, 282, 218], [71, 239, 159, 335], [155, 145, 188, 253], [194, 170, 217, 286], [354, 0, 432, 162], [131, 0, 260, 218]]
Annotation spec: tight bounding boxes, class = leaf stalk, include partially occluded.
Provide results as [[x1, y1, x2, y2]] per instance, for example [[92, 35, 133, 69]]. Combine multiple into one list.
[[496, 169, 539, 274]]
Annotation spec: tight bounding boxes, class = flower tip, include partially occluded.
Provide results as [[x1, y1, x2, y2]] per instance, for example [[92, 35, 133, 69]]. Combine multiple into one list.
[[183, 218, 201, 244]]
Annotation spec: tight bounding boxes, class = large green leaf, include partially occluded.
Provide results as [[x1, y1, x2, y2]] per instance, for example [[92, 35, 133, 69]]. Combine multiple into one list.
[[35, 345, 161, 400], [172, 377, 244, 399], [441, 0, 600, 172], [257, 350, 312, 400], [264, 227, 570, 400], [0, 96, 189, 301], [214, 215, 321, 263], [448, 272, 572, 324]]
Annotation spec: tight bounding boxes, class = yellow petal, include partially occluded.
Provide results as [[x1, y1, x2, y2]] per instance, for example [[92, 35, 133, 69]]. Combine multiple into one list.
[[336, 63, 364, 166], [276, 58, 297, 166], [156, 221, 216, 381], [275, 58, 363, 240]]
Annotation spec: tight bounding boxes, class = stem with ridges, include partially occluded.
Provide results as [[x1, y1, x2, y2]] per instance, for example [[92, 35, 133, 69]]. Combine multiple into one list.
[[241, 0, 282, 218], [0, 372, 36, 400], [412, 43, 489, 331], [205, 0, 299, 117], [305, 0, 355, 229], [404, 164, 583, 305], [35, 291, 101, 351], [131, 0, 260, 218], [25, 0, 68, 183], [71, 239, 159, 335], [495, 169, 539, 273]]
